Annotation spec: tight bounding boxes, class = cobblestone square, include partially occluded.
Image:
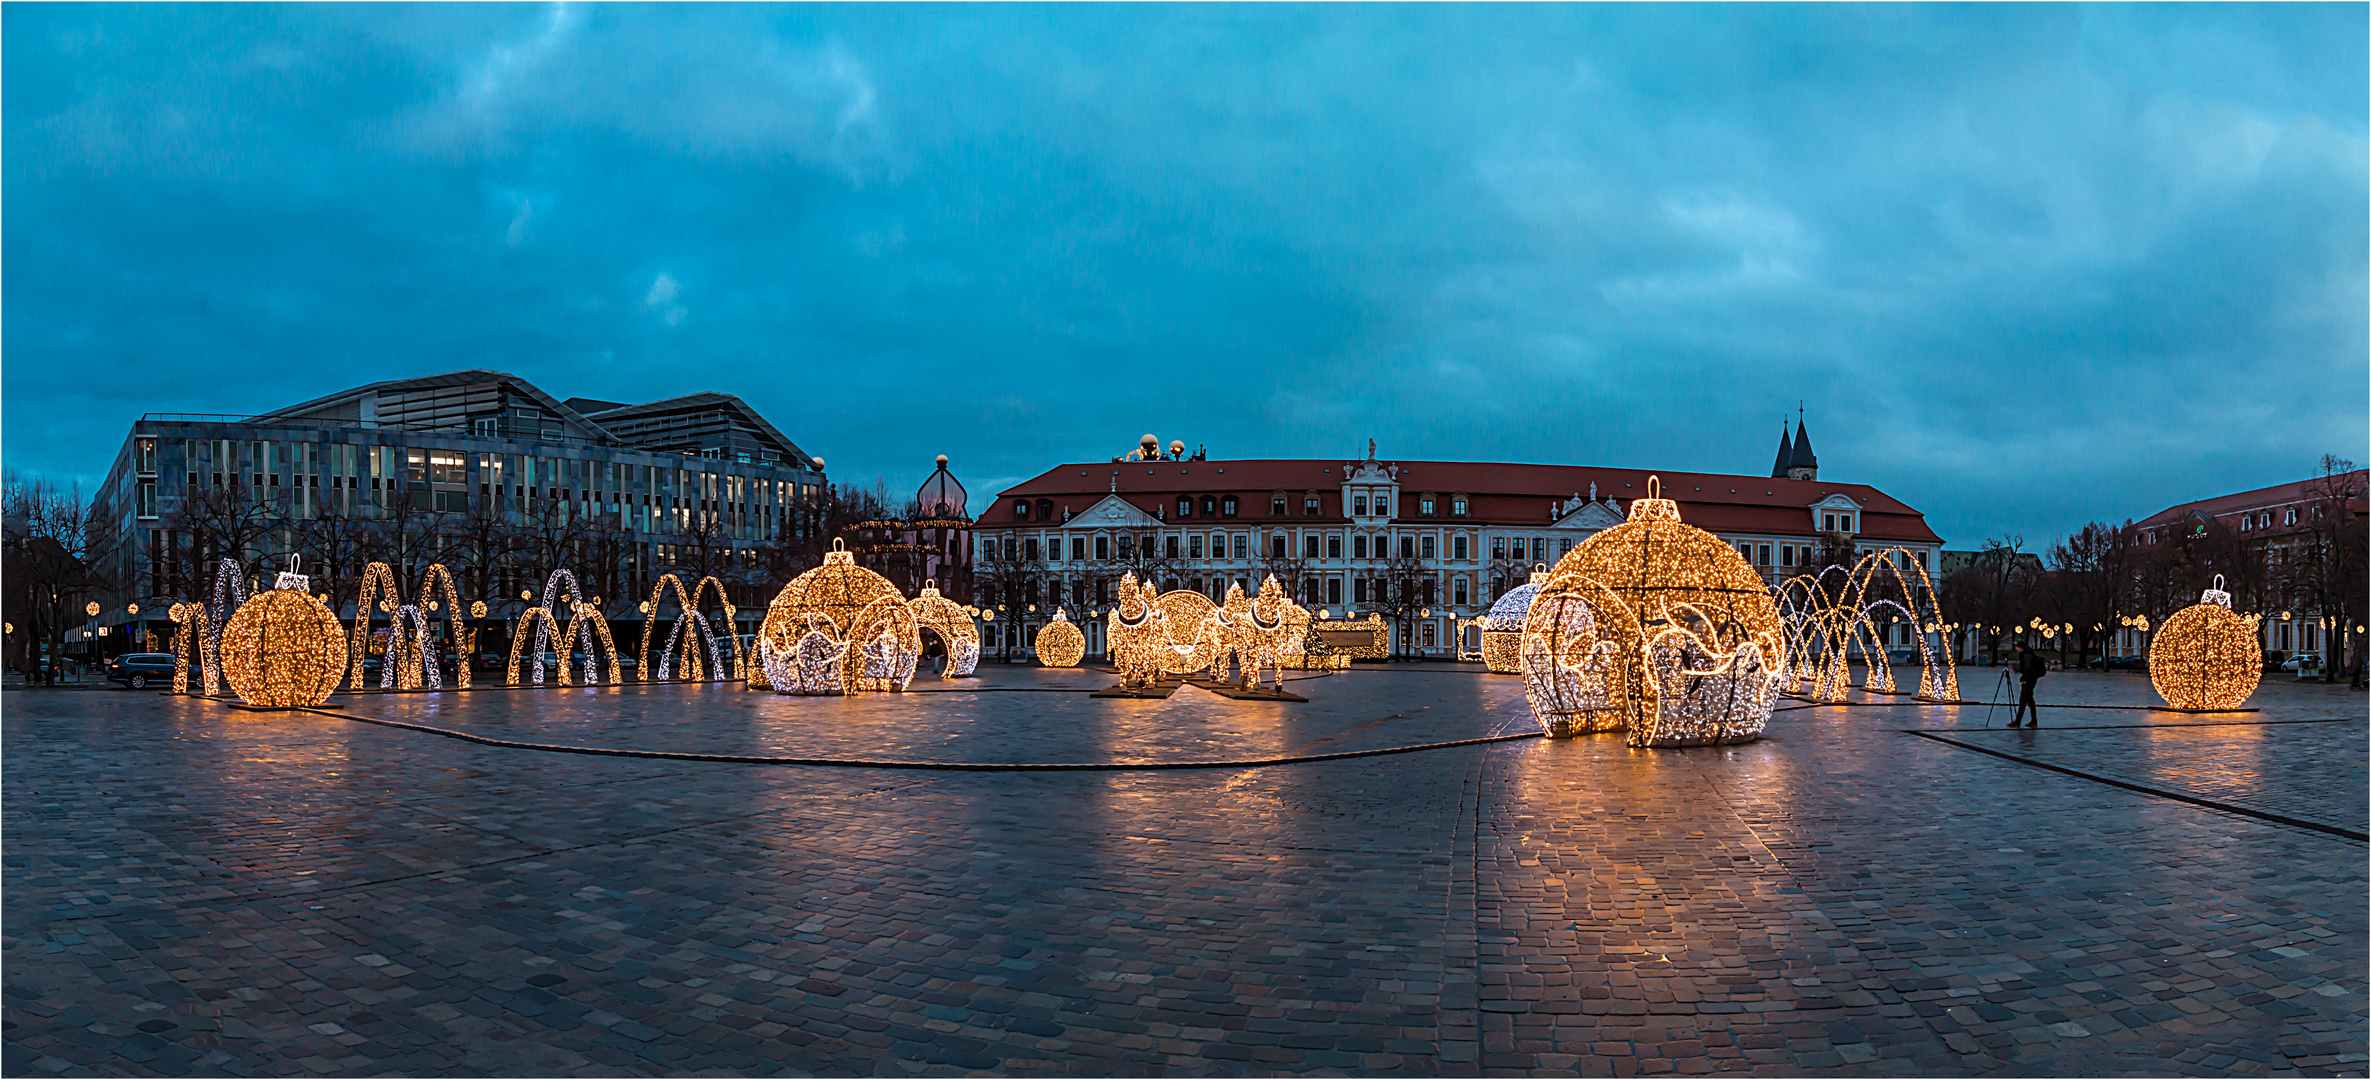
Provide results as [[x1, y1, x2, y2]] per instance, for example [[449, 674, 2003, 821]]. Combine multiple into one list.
[[4, 667, 2363, 1076]]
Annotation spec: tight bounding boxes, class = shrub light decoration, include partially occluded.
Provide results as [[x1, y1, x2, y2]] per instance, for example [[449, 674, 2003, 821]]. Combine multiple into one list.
[[1480, 565, 1549, 674], [1035, 608, 1087, 667], [758, 540, 916, 694], [1525, 477, 1782, 746], [907, 580, 981, 677], [218, 562, 345, 709], [2148, 577, 2262, 711], [1775, 548, 1958, 703], [507, 569, 624, 686]]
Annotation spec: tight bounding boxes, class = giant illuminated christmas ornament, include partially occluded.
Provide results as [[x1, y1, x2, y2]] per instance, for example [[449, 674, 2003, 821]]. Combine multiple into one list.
[[1035, 608, 1086, 667], [757, 540, 916, 693], [1776, 548, 1959, 702], [907, 580, 981, 677], [1524, 477, 1783, 746], [1480, 565, 1547, 674], [2149, 576, 2262, 710], [219, 560, 346, 709]]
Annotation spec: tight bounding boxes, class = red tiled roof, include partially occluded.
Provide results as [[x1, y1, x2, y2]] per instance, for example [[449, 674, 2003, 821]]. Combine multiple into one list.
[[989, 459, 1942, 544], [2133, 470, 2369, 537]]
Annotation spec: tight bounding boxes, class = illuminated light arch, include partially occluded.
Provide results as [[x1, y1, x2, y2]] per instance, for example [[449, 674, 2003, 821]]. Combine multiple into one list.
[[171, 601, 214, 695], [198, 557, 249, 696], [506, 570, 624, 686], [907, 580, 981, 678], [638, 573, 730, 682], [347, 562, 403, 689], [1777, 547, 1959, 703], [413, 563, 471, 690]]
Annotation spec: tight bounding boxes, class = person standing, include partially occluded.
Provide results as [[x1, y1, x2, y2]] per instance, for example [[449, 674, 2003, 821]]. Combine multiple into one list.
[[2009, 641, 2047, 726]]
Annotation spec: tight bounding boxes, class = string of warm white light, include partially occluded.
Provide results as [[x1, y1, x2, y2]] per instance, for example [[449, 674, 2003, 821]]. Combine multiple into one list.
[[908, 580, 982, 677], [1775, 549, 1959, 703], [2149, 576, 2261, 710], [760, 539, 916, 694]]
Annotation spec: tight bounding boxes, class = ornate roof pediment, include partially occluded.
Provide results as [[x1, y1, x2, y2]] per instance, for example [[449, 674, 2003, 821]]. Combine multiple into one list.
[[1555, 500, 1625, 531], [1071, 494, 1162, 528]]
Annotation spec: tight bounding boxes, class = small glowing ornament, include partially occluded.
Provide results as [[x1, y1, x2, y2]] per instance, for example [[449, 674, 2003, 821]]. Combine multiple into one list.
[[471, 600, 487, 618], [1480, 565, 1547, 674], [2148, 577, 2262, 710], [219, 578, 346, 709], [1035, 608, 1086, 667]]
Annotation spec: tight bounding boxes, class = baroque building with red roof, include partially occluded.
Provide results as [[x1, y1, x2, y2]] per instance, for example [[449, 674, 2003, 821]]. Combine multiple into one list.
[[974, 422, 1943, 659]]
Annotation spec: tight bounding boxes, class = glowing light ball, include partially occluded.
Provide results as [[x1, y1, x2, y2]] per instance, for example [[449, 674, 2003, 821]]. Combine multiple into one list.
[[1035, 609, 1086, 667], [219, 586, 346, 709], [1528, 477, 1782, 746], [2149, 578, 2262, 710], [758, 540, 911, 693], [1480, 565, 1547, 674]]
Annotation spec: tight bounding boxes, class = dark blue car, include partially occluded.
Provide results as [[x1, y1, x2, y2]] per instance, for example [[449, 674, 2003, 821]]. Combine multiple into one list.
[[106, 653, 178, 689]]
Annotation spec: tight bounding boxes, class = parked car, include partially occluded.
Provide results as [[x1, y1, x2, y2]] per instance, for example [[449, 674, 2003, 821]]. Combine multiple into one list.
[[106, 653, 178, 689], [2279, 654, 2323, 674]]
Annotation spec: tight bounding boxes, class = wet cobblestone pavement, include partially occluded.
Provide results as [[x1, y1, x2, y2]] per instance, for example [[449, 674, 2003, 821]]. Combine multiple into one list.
[[4, 666, 2363, 1076]]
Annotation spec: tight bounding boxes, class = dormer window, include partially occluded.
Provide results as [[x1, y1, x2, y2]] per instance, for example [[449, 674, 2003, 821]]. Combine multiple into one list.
[[1036, 498, 1055, 522], [1200, 496, 1216, 516], [1376, 497, 1390, 517], [1177, 497, 1192, 518], [1014, 500, 1031, 520], [1420, 495, 1436, 516], [2239, 516, 2251, 532], [1304, 493, 1322, 515], [1451, 495, 1468, 517], [2284, 508, 2297, 526], [1271, 492, 1289, 516], [1222, 495, 1238, 516]]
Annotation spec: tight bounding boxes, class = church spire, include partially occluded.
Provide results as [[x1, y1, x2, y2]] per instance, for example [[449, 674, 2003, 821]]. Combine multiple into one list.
[[1785, 406, 1818, 481], [1770, 419, 1795, 479]]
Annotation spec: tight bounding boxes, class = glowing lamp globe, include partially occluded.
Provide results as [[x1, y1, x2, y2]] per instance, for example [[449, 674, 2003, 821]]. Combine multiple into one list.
[[2149, 579, 2262, 711], [1527, 477, 1782, 746], [1480, 565, 1547, 674], [1035, 609, 1086, 667], [219, 586, 346, 709]]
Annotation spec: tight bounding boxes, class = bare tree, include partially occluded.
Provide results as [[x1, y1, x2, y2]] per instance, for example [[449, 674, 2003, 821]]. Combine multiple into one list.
[[2285, 456, 2367, 682], [3, 474, 100, 676], [1369, 549, 1434, 659], [973, 532, 1046, 662], [1940, 536, 2040, 666]]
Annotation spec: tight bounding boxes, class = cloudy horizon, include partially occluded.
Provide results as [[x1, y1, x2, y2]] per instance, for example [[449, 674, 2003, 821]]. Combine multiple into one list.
[[6, 3, 2364, 547]]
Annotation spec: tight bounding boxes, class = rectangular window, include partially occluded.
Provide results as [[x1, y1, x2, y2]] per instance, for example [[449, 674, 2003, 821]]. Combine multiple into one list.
[[1119, 535, 1135, 559], [136, 481, 158, 519], [1420, 497, 1435, 515], [1532, 538, 1545, 561], [1305, 496, 1321, 515], [1421, 535, 1437, 559], [1189, 535, 1204, 559], [1072, 537, 1086, 561], [1560, 539, 1573, 556], [1272, 496, 1288, 516], [1781, 546, 1794, 567], [1453, 536, 1468, 560], [1354, 495, 1368, 516], [1232, 534, 1247, 560], [1097, 535, 1110, 560], [1401, 536, 1415, 559], [1166, 535, 1180, 559], [1025, 538, 1041, 561], [1824, 513, 1836, 531], [1375, 498, 1389, 517], [1047, 536, 1063, 561], [1328, 577, 1343, 604], [430, 451, 466, 485], [1327, 535, 1342, 559], [1452, 498, 1467, 516], [1222, 496, 1237, 516], [1354, 535, 1369, 559], [1272, 534, 1287, 558], [1422, 622, 1436, 647], [136, 439, 158, 476], [1304, 534, 1319, 559], [1454, 578, 1469, 605], [1492, 537, 1506, 560], [1354, 578, 1368, 603], [1842, 515, 1853, 533]]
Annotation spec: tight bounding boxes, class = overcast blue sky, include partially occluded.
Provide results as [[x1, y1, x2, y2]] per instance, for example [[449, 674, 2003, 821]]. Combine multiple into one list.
[[6, 3, 2364, 546]]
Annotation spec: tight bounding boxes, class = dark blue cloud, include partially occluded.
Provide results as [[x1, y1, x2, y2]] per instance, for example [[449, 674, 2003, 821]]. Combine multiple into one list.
[[6, 3, 2363, 545]]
